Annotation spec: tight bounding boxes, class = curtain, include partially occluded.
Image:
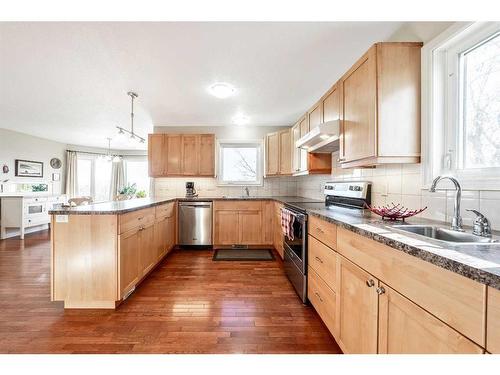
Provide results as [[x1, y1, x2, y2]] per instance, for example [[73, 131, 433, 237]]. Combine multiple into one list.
[[65, 151, 78, 198], [110, 159, 125, 200]]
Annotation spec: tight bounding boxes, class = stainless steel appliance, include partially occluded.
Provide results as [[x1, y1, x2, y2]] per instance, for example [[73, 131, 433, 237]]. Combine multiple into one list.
[[178, 201, 213, 246], [185, 181, 198, 198], [282, 182, 371, 304], [282, 205, 309, 303]]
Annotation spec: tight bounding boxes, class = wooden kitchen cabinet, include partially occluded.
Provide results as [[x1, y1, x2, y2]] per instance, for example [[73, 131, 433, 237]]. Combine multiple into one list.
[[273, 201, 284, 259], [138, 222, 156, 277], [262, 201, 274, 245], [239, 210, 262, 244], [487, 287, 500, 353], [339, 42, 422, 168], [378, 283, 483, 354], [155, 215, 168, 260], [119, 227, 141, 298], [199, 134, 215, 176], [308, 266, 337, 337], [182, 135, 199, 175], [266, 131, 280, 176], [322, 83, 341, 124], [291, 122, 301, 174], [278, 129, 292, 175], [299, 115, 309, 138], [165, 134, 182, 175], [148, 134, 165, 177], [337, 255, 378, 354], [214, 210, 240, 245], [148, 133, 215, 177], [308, 102, 322, 130]]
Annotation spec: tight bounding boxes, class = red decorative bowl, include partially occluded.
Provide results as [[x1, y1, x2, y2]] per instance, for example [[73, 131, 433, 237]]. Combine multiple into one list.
[[364, 202, 427, 221]]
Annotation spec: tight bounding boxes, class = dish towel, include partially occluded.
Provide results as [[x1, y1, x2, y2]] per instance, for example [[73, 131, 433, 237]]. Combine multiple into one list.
[[280, 208, 295, 241]]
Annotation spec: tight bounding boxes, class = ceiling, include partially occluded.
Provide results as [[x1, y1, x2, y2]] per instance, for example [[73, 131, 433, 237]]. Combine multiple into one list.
[[0, 22, 403, 149]]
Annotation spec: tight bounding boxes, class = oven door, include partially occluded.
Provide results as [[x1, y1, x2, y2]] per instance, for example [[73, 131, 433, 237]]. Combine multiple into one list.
[[282, 209, 307, 273], [27, 203, 45, 215]]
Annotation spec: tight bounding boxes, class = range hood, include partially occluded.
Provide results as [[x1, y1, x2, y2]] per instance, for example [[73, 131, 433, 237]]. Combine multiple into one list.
[[295, 120, 340, 153]]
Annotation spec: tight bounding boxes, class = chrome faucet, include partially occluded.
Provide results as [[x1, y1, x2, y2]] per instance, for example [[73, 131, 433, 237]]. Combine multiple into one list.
[[429, 176, 463, 231], [467, 209, 492, 237], [244, 187, 250, 197]]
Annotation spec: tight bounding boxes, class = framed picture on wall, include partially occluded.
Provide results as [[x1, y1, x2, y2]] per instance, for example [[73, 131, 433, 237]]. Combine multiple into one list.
[[15, 159, 44, 178]]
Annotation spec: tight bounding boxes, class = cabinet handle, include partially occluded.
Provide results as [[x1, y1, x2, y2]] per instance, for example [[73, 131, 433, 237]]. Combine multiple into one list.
[[315, 291, 323, 302], [139, 226, 144, 231], [376, 286, 386, 295], [316, 227, 324, 234], [337, 158, 346, 162], [366, 279, 375, 287], [315, 256, 323, 263], [138, 217, 143, 220]]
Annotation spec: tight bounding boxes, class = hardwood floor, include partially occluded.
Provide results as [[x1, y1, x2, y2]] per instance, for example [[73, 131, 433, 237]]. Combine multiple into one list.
[[0, 230, 342, 354]]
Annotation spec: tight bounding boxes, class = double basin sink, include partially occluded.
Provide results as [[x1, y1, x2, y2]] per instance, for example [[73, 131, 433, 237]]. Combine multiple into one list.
[[393, 225, 498, 245]]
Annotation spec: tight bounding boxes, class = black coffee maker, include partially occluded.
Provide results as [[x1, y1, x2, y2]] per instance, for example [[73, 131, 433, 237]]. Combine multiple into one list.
[[185, 181, 198, 198]]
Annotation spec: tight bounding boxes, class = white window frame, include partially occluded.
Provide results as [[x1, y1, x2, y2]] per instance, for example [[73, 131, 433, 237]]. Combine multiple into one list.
[[216, 139, 264, 186], [422, 22, 500, 190]]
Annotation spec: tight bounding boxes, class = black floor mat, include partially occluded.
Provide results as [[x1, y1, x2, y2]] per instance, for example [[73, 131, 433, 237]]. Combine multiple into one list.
[[212, 249, 275, 261]]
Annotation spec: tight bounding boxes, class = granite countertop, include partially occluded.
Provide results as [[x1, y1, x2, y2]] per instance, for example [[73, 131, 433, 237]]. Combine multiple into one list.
[[306, 205, 500, 290], [48, 196, 324, 215], [48, 195, 500, 290]]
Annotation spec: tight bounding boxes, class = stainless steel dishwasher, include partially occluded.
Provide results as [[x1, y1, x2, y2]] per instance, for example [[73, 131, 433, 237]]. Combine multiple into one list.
[[178, 201, 213, 246]]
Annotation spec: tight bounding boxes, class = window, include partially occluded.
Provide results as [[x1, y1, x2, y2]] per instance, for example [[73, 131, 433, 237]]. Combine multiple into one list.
[[76, 154, 112, 202], [124, 158, 150, 196], [217, 140, 263, 185], [423, 22, 500, 189]]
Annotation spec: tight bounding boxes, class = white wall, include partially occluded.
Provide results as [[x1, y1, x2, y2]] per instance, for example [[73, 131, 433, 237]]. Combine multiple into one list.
[[0, 128, 67, 194]]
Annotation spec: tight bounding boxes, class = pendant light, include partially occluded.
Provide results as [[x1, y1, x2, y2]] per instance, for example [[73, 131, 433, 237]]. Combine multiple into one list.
[[116, 91, 145, 144]]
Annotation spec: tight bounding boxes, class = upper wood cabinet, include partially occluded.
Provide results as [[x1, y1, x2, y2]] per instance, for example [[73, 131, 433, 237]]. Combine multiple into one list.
[[291, 122, 301, 173], [181, 135, 200, 175], [279, 129, 292, 175], [299, 115, 309, 138], [308, 102, 322, 130], [266, 131, 279, 176], [322, 83, 341, 123], [339, 42, 422, 168], [265, 129, 292, 176], [147, 133, 215, 177]]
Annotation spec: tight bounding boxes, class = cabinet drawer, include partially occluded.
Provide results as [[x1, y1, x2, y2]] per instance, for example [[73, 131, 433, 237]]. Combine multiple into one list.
[[337, 227, 486, 346], [214, 200, 262, 211], [308, 235, 337, 290], [308, 266, 337, 336], [308, 215, 337, 249], [155, 202, 175, 219], [119, 207, 155, 234], [25, 215, 50, 227]]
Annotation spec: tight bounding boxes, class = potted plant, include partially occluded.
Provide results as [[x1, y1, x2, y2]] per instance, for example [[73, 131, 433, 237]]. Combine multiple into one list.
[[117, 183, 137, 200]]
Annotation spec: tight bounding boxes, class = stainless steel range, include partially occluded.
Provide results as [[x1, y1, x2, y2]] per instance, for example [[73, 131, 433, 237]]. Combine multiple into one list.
[[282, 182, 371, 303]]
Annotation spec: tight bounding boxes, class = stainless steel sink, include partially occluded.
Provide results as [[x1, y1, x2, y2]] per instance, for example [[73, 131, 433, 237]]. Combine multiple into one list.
[[392, 225, 498, 245]]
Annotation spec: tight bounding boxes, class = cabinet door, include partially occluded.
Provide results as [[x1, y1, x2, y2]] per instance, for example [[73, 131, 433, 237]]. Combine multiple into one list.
[[291, 122, 301, 174], [299, 115, 309, 138], [338, 256, 378, 354], [166, 135, 182, 175], [139, 223, 156, 277], [155, 217, 168, 261], [266, 132, 279, 175], [239, 211, 262, 245], [274, 202, 284, 259], [199, 134, 215, 176], [148, 134, 165, 177], [214, 210, 239, 245], [323, 84, 340, 123], [119, 228, 140, 298], [378, 284, 483, 354], [308, 103, 322, 129], [166, 215, 176, 253], [182, 135, 199, 175], [278, 129, 292, 175], [342, 47, 377, 163], [262, 201, 274, 245], [487, 287, 500, 353]]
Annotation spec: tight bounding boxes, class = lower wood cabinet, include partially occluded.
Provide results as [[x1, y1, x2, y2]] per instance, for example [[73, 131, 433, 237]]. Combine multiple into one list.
[[213, 201, 273, 247], [337, 255, 379, 354], [138, 222, 156, 277], [119, 227, 141, 298], [378, 283, 483, 354], [487, 287, 500, 353], [273, 201, 284, 259], [308, 266, 337, 336]]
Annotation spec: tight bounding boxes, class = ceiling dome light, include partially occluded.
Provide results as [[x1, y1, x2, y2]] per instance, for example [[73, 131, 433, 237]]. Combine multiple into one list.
[[208, 83, 235, 99], [232, 114, 250, 126]]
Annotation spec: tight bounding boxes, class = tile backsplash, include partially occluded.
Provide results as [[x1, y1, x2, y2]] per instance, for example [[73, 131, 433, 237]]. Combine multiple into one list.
[[296, 152, 500, 231], [154, 176, 298, 198]]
